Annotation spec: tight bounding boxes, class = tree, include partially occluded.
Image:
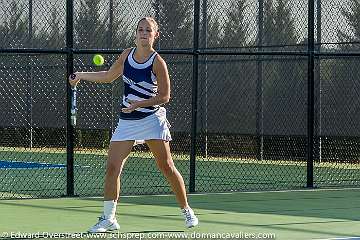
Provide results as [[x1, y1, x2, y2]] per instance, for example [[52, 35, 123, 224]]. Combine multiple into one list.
[[322, 0, 360, 138], [104, 0, 133, 49], [202, 9, 222, 48], [338, 0, 360, 51], [75, 0, 107, 49], [263, 0, 298, 48], [222, 0, 249, 47], [47, 7, 65, 48], [0, 1, 29, 48], [152, 0, 193, 49], [33, 7, 64, 48], [261, 0, 304, 138]]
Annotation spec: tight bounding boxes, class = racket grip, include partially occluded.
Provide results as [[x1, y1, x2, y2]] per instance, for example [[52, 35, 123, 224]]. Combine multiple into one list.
[[71, 87, 77, 126], [70, 73, 76, 80], [71, 115, 77, 126]]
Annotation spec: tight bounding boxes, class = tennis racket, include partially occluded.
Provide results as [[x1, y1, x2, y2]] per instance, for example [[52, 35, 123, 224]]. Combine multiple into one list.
[[70, 73, 77, 126]]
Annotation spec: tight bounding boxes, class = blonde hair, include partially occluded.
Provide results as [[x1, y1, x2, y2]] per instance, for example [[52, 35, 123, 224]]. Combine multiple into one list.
[[136, 17, 159, 32]]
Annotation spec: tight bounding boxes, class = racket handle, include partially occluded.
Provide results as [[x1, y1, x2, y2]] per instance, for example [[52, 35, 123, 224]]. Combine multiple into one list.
[[71, 87, 77, 126], [69, 73, 77, 126], [71, 115, 77, 126]]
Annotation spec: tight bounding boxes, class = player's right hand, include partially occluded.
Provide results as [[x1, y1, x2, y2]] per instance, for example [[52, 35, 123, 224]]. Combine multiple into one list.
[[69, 72, 80, 87]]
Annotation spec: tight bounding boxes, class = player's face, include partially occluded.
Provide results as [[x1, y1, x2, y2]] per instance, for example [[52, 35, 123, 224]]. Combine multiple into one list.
[[136, 20, 158, 48]]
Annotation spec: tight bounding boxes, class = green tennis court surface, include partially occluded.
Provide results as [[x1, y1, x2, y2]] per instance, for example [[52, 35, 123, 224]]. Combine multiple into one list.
[[1, 189, 360, 240]]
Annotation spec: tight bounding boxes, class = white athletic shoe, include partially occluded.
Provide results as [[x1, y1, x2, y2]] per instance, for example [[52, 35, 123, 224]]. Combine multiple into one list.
[[88, 216, 120, 233], [181, 207, 199, 228]]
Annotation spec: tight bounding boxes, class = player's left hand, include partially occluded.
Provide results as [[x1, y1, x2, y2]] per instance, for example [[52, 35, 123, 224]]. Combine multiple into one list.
[[121, 100, 140, 113]]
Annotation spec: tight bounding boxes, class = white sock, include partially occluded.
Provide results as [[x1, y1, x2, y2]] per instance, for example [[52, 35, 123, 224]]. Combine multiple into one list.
[[181, 206, 191, 212], [182, 205, 190, 209], [103, 200, 117, 220]]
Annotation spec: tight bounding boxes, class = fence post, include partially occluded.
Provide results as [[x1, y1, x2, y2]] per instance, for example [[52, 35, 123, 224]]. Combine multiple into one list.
[[256, 0, 264, 162], [190, 0, 201, 193], [154, 0, 161, 49], [28, 0, 34, 149], [28, 0, 33, 45], [66, 0, 75, 196], [315, 0, 322, 163], [307, 0, 315, 188], [200, 0, 208, 159], [109, 0, 113, 48]]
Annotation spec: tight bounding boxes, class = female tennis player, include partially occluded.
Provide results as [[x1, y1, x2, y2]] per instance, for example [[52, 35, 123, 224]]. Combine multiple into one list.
[[69, 17, 198, 233]]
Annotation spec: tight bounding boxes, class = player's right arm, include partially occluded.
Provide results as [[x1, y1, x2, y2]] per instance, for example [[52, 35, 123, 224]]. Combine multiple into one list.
[[69, 48, 132, 86]]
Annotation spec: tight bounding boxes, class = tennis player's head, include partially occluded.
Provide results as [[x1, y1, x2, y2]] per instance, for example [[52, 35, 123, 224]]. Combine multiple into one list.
[[135, 17, 159, 48]]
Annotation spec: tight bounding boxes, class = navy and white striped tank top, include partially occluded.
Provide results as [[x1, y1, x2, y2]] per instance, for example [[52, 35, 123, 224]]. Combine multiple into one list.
[[119, 48, 160, 120]]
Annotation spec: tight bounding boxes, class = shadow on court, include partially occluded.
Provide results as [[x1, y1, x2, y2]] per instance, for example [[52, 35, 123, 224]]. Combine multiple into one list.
[[81, 188, 360, 220], [1, 189, 360, 239]]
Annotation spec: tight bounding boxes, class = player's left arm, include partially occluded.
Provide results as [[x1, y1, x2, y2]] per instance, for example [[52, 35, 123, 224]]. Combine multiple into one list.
[[122, 55, 170, 112], [148, 55, 171, 105]]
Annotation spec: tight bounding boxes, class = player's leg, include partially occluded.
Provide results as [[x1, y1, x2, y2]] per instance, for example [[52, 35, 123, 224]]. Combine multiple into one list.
[[146, 139, 198, 228], [88, 140, 134, 233], [104, 140, 134, 201]]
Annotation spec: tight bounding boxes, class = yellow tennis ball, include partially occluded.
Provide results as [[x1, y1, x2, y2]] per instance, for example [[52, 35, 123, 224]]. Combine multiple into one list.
[[93, 54, 104, 66]]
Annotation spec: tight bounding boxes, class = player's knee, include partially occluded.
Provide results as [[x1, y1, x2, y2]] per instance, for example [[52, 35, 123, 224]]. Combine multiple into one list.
[[106, 159, 123, 176], [157, 160, 175, 176]]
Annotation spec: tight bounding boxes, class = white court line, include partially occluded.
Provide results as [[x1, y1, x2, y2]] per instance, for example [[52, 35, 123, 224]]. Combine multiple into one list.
[[81, 187, 360, 199], [314, 237, 360, 240], [185, 187, 360, 196]]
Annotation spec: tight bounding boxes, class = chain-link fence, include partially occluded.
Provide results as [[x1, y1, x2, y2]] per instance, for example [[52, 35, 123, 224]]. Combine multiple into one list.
[[1, 0, 360, 199]]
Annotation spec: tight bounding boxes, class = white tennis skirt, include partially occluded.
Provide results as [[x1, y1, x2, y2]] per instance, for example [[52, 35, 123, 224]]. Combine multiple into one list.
[[111, 107, 172, 145]]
